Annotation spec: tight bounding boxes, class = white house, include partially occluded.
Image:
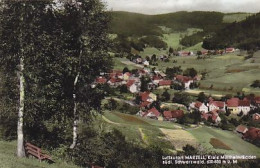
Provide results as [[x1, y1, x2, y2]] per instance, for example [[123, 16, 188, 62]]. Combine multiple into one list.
[[238, 100, 251, 115], [208, 101, 225, 112], [143, 60, 149, 66], [190, 101, 208, 113]]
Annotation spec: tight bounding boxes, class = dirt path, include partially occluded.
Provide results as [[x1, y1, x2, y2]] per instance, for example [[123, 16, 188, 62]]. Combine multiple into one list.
[[102, 115, 120, 125], [121, 60, 144, 68], [160, 128, 198, 151], [138, 128, 148, 145]]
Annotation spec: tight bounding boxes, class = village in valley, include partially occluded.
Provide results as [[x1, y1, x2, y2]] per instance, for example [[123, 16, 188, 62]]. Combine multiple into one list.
[[94, 46, 260, 149]]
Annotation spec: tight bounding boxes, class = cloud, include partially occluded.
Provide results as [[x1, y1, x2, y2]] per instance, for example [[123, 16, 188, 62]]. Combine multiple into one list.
[[103, 0, 260, 14]]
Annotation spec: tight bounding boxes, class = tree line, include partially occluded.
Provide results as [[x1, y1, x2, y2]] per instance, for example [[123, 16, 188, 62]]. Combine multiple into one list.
[[0, 0, 111, 158]]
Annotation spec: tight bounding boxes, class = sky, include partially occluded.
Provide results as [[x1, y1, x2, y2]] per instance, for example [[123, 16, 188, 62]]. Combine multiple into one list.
[[103, 0, 260, 14]]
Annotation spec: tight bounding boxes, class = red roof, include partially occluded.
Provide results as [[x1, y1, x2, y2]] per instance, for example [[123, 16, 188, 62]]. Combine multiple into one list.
[[194, 101, 203, 108], [209, 101, 225, 108], [153, 75, 161, 81], [176, 75, 192, 83], [226, 48, 235, 52], [126, 80, 135, 87], [164, 110, 184, 119], [159, 80, 172, 86], [238, 100, 250, 107], [163, 111, 172, 119], [147, 107, 160, 117], [201, 111, 219, 122], [227, 98, 239, 107], [139, 92, 150, 102], [109, 78, 122, 83], [211, 113, 218, 122], [243, 127, 260, 141], [236, 125, 248, 134], [201, 112, 210, 120], [96, 77, 107, 84], [179, 51, 190, 56], [171, 110, 184, 118], [140, 101, 150, 108]]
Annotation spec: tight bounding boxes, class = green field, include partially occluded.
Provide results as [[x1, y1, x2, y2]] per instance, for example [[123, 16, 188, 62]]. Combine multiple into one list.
[[103, 111, 176, 150], [112, 57, 139, 70], [141, 52, 260, 95], [0, 141, 78, 168], [188, 126, 260, 157], [102, 111, 260, 156], [223, 13, 252, 23], [139, 28, 204, 58]]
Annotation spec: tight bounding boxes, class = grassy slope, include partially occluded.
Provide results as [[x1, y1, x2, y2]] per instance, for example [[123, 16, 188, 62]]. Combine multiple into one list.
[[0, 141, 78, 168], [188, 126, 260, 157], [103, 111, 177, 150], [113, 51, 260, 96], [103, 112, 260, 157], [147, 52, 260, 95], [223, 13, 253, 23]]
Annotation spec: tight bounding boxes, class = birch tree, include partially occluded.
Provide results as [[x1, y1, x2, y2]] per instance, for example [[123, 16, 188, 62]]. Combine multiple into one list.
[[60, 0, 112, 149], [0, 1, 52, 157]]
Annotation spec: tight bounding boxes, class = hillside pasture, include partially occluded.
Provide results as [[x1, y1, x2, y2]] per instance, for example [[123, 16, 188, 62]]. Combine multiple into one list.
[[103, 112, 175, 149], [188, 126, 260, 157], [223, 13, 252, 23], [151, 53, 260, 95], [160, 128, 198, 151]]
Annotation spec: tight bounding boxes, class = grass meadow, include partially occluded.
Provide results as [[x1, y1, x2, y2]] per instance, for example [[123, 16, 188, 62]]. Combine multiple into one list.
[[0, 141, 78, 168], [103, 111, 260, 156], [188, 126, 260, 157]]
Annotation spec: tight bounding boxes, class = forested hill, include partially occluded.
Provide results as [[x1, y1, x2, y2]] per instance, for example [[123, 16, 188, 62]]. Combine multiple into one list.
[[108, 11, 225, 36], [202, 13, 260, 50]]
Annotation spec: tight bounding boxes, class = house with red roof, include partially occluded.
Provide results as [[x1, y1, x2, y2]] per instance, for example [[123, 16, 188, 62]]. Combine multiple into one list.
[[201, 50, 208, 55], [139, 101, 151, 108], [175, 75, 194, 89], [226, 98, 251, 115], [225, 48, 235, 53], [226, 98, 240, 114], [178, 51, 193, 56], [243, 127, 260, 142], [95, 77, 107, 84], [236, 125, 248, 134], [142, 107, 161, 120], [107, 78, 123, 87], [158, 80, 172, 89], [189, 101, 209, 113], [109, 70, 123, 79], [163, 110, 184, 121], [123, 72, 132, 80], [238, 100, 251, 115], [252, 113, 260, 122], [201, 111, 221, 124], [139, 92, 157, 103], [152, 75, 162, 85], [209, 101, 225, 112], [126, 80, 140, 93]]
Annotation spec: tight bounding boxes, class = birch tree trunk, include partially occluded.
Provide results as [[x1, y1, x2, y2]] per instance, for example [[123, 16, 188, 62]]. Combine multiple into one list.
[[70, 72, 80, 149], [17, 56, 25, 157]]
